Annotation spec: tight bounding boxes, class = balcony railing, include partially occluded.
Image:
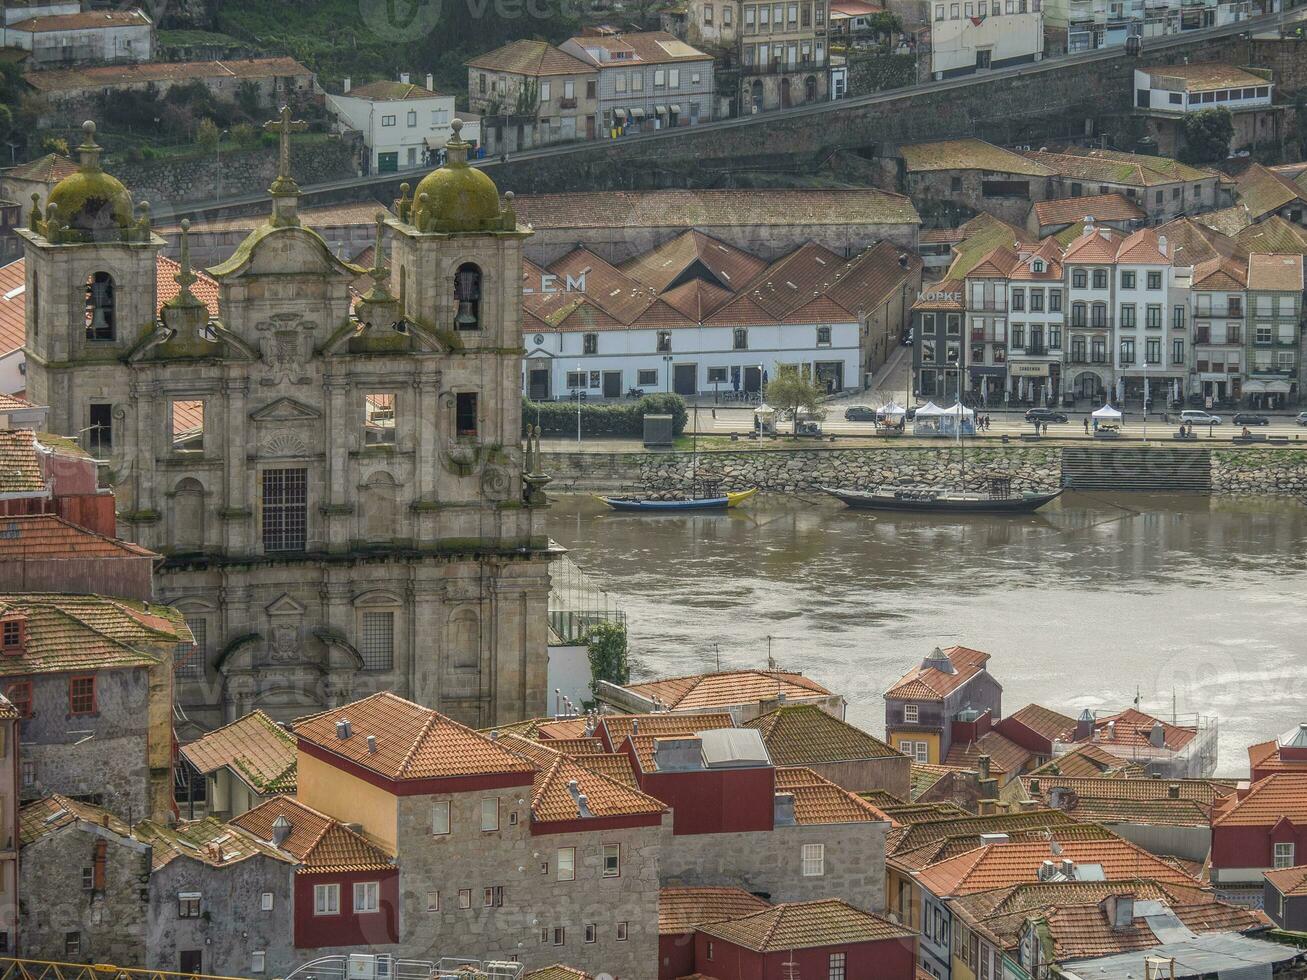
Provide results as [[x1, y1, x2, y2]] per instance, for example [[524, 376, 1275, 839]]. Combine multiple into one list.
[[741, 58, 828, 75], [558, 97, 578, 108]]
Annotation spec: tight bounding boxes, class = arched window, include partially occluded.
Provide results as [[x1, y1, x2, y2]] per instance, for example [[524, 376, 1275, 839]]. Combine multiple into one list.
[[85, 271, 115, 341], [1071, 302, 1086, 327], [454, 263, 481, 330]]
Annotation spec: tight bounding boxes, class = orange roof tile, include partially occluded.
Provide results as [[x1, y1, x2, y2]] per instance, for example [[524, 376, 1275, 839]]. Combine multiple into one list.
[[619, 229, 768, 294], [1247, 253, 1304, 292], [6, 153, 78, 183], [1041, 899, 1264, 960], [0, 513, 155, 561], [133, 816, 292, 871], [180, 710, 297, 794], [1264, 864, 1307, 898], [465, 39, 594, 76], [1062, 225, 1129, 263], [1192, 255, 1248, 290], [293, 691, 536, 783], [745, 703, 902, 765], [1022, 774, 1234, 807], [532, 756, 666, 823], [1006, 704, 1080, 744], [775, 766, 894, 826], [1027, 743, 1145, 778], [915, 838, 1200, 897], [888, 809, 1080, 855], [885, 646, 993, 702], [696, 899, 914, 951], [0, 593, 189, 676], [1091, 707, 1196, 751], [232, 796, 394, 873], [944, 731, 1032, 776], [20, 793, 129, 845], [521, 966, 593, 980], [622, 670, 832, 711], [659, 887, 771, 934], [599, 711, 736, 748], [570, 752, 639, 787], [536, 717, 592, 739], [1212, 773, 1307, 827], [9, 9, 150, 31], [1115, 227, 1173, 265], [0, 259, 25, 356], [26, 57, 312, 94], [1033, 193, 1146, 228]]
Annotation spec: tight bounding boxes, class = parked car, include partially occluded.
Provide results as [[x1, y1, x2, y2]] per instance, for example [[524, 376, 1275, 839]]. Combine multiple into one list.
[[1181, 410, 1223, 425], [1232, 413, 1270, 426], [1297, 412, 1307, 426], [844, 405, 878, 422], [1024, 408, 1068, 423]]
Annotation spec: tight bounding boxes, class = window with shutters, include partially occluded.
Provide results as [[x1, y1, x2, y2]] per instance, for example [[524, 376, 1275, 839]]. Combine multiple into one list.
[[262, 468, 307, 553], [359, 612, 394, 671], [68, 675, 95, 715]]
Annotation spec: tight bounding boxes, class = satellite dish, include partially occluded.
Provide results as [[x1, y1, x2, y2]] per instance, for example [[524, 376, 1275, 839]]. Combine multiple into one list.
[[1051, 841, 1064, 856]]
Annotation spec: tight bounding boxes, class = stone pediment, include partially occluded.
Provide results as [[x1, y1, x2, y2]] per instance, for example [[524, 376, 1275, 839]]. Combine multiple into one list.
[[525, 347, 554, 359], [249, 396, 321, 422], [265, 592, 307, 616]]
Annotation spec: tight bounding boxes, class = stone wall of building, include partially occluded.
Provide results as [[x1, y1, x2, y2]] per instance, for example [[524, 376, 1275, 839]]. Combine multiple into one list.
[[20, 824, 151, 965], [659, 820, 888, 912], [146, 855, 295, 977], [542, 445, 1062, 495], [1250, 36, 1307, 94], [1211, 448, 1307, 497]]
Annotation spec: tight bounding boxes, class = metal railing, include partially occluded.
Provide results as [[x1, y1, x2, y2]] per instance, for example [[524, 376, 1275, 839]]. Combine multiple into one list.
[[283, 955, 523, 980]]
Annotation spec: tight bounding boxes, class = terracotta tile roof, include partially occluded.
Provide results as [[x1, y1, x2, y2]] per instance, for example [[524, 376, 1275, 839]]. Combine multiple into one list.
[[1192, 255, 1248, 290], [921, 226, 967, 244], [776, 766, 893, 825], [9, 9, 150, 31], [888, 809, 1080, 856], [232, 796, 394, 873], [944, 731, 1032, 776], [599, 711, 736, 749], [0, 593, 189, 676], [1006, 239, 1065, 281], [0, 513, 155, 561], [901, 139, 1054, 177], [157, 256, 219, 317], [1027, 743, 1144, 778], [1247, 738, 1307, 776], [1196, 204, 1254, 237], [536, 716, 592, 739], [134, 817, 292, 871], [0, 258, 25, 356], [5, 153, 77, 182], [532, 756, 666, 823], [1006, 704, 1080, 744], [915, 838, 1200, 897], [544, 736, 605, 755], [1022, 774, 1234, 808], [1024, 148, 1214, 188], [621, 671, 831, 711], [910, 763, 956, 799], [619, 229, 768, 294], [20, 793, 128, 845], [1142, 63, 1270, 92], [1247, 252, 1304, 292], [497, 731, 568, 770], [1115, 227, 1173, 265], [466, 39, 594, 75], [1156, 217, 1245, 265], [510, 189, 920, 232], [1042, 796, 1213, 828], [724, 241, 852, 321], [565, 31, 712, 66], [885, 645, 992, 702], [26, 57, 312, 93], [697, 899, 914, 951], [1041, 898, 1264, 960], [570, 752, 639, 787], [0, 430, 43, 495], [1212, 773, 1307, 827], [1234, 216, 1307, 255], [659, 887, 771, 934], [946, 213, 1036, 280], [745, 704, 902, 765], [180, 710, 297, 794], [892, 825, 1118, 871], [1091, 708, 1197, 751], [1264, 864, 1307, 898], [522, 967, 592, 980], [293, 691, 536, 783], [1062, 225, 1128, 263], [1235, 163, 1307, 219], [658, 278, 736, 320], [1033, 194, 1146, 228], [346, 80, 439, 100], [0, 393, 32, 412]]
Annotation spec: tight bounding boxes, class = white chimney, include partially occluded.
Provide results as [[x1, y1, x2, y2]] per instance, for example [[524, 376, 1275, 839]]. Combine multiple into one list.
[[336, 718, 352, 740], [399, 71, 411, 84], [343, 77, 351, 93], [1158, 235, 1168, 256], [426, 72, 434, 90]]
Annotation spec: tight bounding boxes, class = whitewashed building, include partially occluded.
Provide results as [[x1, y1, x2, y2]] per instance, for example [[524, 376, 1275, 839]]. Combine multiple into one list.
[[327, 75, 475, 174], [0, 7, 153, 65], [927, 0, 1041, 79], [522, 233, 920, 399]]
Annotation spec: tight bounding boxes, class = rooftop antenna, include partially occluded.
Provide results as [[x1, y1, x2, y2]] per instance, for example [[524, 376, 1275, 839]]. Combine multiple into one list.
[[714, 643, 720, 672], [767, 635, 774, 670]]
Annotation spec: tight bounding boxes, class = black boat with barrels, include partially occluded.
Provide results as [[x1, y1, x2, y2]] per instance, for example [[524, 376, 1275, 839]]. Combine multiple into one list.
[[821, 475, 1062, 514]]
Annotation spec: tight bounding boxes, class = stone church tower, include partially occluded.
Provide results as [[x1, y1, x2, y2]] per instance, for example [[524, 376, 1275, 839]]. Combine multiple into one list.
[[19, 117, 553, 732]]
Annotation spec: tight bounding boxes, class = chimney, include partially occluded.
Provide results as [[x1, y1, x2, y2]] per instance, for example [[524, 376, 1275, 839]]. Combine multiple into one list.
[[576, 792, 593, 819], [1106, 720, 1116, 740], [1158, 235, 1168, 256], [1149, 721, 1166, 748], [566, 779, 581, 801], [977, 754, 991, 780], [366, 734, 378, 753], [631, 718, 639, 735], [1038, 859, 1056, 881], [336, 718, 352, 740], [343, 77, 351, 93], [1167, 782, 1180, 799], [272, 814, 292, 847], [426, 72, 434, 90], [1060, 858, 1075, 878], [652, 736, 703, 772], [979, 832, 1010, 845], [399, 71, 411, 84], [1075, 708, 1094, 742], [774, 793, 796, 826], [1105, 894, 1135, 929]]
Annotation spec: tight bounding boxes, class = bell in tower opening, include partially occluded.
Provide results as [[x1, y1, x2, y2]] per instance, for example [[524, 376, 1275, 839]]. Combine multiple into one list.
[[454, 262, 481, 330], [85, 271, 116, 340]]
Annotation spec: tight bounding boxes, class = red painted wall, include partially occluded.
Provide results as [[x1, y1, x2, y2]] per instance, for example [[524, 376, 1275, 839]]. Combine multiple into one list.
[[294, 868, 400, 948], [952, 710, 993, 747], [1211, 821, 1307, 870], [993, 715, 1054, 756], [660, 933, 696, 979], [637, 766, 775, 835], [693, 933, 917, 980]]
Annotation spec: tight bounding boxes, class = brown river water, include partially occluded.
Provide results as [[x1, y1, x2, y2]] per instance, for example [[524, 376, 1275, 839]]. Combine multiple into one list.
[[547, 491, 1307, 776]]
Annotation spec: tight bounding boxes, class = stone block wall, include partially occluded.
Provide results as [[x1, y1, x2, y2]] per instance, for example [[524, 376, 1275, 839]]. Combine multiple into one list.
[[1211, 448, 1307, 497]]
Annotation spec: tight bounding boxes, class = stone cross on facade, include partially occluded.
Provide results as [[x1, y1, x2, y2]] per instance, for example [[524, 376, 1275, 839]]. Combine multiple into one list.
[[264, 106, 308, 194]]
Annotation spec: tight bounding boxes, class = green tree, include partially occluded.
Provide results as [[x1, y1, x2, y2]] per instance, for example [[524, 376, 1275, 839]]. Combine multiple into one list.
[[40, 136, 69, 156], [0, 104, 12, 146], [764, 367, 826, 434], [195, 117, 221, 150], [1180, 107, 1234, 164], [584, 620, 629, 698], [235, 79, 262, 119], [231, 122, 258, 147]]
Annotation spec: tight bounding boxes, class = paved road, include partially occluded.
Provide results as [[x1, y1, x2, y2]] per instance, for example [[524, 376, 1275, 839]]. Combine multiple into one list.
[[152, 6, 1307, 222]]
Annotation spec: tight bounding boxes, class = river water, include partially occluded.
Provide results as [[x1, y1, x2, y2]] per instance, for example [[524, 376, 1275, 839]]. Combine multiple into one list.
[[547, 492, 1307, 776]]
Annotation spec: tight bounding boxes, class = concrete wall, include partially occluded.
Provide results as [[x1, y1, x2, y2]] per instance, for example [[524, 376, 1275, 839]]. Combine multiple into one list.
[[1100, 820, 1211, 862], [660, 819, 888, 911], [796, 756, 913, 799]]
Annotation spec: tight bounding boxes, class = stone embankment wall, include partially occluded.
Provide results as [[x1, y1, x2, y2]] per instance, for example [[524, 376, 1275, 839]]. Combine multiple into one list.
[[544, 446, 1062, 495], [1211, 449, 1307, 498]]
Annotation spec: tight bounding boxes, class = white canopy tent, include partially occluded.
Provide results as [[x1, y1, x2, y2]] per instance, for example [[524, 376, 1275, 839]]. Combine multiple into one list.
[[1091, 404, 1123, 420], [913, 401, 946, 417], [879, 401, 907, 419], [941, 402, 975, 417]]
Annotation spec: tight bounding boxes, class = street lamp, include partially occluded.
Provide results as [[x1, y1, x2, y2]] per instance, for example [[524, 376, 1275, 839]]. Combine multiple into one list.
[[216, 128, 230, 201], [575, 363, 583, 447], [663, 354, 672, 393]]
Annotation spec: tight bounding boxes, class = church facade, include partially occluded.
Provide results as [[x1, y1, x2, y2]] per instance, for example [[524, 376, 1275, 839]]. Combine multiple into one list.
[[19, 118, 554, 733]]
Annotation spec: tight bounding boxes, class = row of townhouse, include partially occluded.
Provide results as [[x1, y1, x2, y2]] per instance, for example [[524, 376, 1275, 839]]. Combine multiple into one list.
[[912, 222, 1306, 408], [521, 229, 922, 400], [466, 32, 716, 155]]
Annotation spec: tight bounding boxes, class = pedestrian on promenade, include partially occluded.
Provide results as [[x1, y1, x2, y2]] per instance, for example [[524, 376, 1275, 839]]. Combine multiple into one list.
[[1093, 417, 1099, 433], [1083, 417, 1089, 434]]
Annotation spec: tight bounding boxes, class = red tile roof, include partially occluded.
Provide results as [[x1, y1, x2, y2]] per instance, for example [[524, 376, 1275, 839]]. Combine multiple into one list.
[[775, 766, 894, 826], [345, 80, 440, 100], [696, 899, 914, 951], [0, 259, 25, 356], [599, 711, 736, 748], [744, 704, 902, 765], [26, 57, 312, 93], [0, 513, 155, 560], [1264, 864, 1307, 898], [943, 731, 1032, 777], [531, 755, 666, 823], [0, 593, 190, 675], [1212, 773, 1307, 827], [621, 670, 832, 710], [620, 229, 768, 294], [465, 39, 594, 75], [5, 153, 78, 182], [1027, 743, 1145, 778], [1062, 225, 1128, 263], [1091, 707, 1196, 751], [233, 796, 394, 873], [293, 691, 536, 783], [1006, 704, 1079, 744], [659, 887, 771, 934], [885, 646, 993, 702], [180, 710, 297, 794], [9, 9, 150, 31], [565, 31, 712, 66], [1033, 193, 1146, 228]]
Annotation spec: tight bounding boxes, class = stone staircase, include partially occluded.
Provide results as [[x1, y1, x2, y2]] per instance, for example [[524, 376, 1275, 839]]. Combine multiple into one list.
[[1060, 446, 1212, 492]]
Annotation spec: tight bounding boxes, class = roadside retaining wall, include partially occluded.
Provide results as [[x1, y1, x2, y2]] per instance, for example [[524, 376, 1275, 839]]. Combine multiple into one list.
[[1211, 448, 1307, 497]]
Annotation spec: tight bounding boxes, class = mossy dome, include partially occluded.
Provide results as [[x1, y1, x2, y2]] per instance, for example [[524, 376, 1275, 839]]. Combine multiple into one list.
[[411, 119, 505, 234], [46, 121, 134, 240]]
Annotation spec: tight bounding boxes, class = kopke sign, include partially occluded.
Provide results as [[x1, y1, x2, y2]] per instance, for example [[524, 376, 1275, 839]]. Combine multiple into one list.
[[918, 290, 961, 302], [523, 273, 586, 295]]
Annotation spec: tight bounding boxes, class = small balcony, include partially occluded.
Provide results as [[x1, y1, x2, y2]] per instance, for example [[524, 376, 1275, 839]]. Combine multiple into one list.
[[558, 97, 578, 109]]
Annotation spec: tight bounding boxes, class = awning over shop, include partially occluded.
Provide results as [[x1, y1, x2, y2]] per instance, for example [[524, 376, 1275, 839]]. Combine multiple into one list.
[[613, 108, 628, 121], [1243, 380, 1267, 393], [630, 108, 646, 120], [1266, 380, 1291, 394], [654, 104, 668, 115], [670, 104, 682, 113]]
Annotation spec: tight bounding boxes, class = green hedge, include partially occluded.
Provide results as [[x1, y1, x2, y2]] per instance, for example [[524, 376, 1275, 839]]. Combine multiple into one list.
[[522, 393, 688, 438]]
